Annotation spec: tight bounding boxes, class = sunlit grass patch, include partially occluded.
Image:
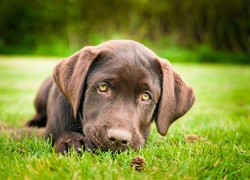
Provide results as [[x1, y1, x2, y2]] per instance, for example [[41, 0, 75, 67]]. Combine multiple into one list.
[[0, 57, 249, 179]]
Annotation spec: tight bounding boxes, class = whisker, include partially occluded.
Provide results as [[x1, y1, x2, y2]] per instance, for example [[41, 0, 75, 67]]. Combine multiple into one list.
[[66, 123, 83, 132]]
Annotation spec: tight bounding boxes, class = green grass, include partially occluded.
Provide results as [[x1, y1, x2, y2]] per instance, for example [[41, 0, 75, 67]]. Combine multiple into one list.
[[0, 56, 249, 179]]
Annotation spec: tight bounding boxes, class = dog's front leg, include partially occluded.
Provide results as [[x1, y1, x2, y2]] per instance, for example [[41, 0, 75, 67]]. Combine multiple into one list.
[[55, 131, 95, 154]]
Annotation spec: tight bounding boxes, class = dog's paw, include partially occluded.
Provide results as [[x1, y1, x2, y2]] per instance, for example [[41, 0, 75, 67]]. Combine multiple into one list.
[[54, 131, 87, 154], [55, 137, 85, 154]]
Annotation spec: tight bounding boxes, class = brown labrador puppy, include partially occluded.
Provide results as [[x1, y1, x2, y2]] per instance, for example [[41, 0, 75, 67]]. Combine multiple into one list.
[[26, 40, 195, 153]]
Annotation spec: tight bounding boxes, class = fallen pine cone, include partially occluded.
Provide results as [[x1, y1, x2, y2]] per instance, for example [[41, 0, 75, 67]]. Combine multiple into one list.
[[130, 156, 145, 170]]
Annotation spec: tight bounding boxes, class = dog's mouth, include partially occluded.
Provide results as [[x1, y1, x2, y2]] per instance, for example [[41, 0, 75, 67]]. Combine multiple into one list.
[[82, 137, 98, 151], [82, 129, 109, 151], [84, 128, 117, 152]]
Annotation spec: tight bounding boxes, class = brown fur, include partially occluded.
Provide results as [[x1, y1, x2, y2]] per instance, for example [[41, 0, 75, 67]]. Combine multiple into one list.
[[26, 40, 195, 153]]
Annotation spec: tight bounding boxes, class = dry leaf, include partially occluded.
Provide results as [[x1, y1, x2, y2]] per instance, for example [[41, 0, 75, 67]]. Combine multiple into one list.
[[184, 134, 204, 142]]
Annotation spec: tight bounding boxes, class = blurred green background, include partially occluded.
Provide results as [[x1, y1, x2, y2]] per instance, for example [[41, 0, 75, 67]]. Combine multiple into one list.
[[0, 0, 249, 63]]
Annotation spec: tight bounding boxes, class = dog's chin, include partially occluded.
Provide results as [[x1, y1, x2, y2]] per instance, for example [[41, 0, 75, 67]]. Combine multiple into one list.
[[85, 137, 138, 153], [83, 138, 98, 151], [84, 132, 120, 152]]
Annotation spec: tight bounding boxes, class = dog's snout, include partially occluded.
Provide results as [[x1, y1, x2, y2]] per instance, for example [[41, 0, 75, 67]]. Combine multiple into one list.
[[107, 128, 132, 147]]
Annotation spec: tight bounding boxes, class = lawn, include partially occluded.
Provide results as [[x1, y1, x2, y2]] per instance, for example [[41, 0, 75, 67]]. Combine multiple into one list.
[[0, 56, 249, 179]]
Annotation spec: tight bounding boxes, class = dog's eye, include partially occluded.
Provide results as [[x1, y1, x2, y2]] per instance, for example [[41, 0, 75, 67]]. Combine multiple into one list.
[[98, 84, 109, 92], [141, 92, 151, 102]]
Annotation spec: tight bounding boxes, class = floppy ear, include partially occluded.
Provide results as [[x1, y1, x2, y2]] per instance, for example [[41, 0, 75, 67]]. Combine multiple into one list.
[[155, 58, 195, 136], [53, 46, 101, 120]]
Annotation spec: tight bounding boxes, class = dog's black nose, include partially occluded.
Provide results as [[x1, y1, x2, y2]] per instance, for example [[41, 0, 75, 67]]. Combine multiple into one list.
[[107, 128, 131, 148]]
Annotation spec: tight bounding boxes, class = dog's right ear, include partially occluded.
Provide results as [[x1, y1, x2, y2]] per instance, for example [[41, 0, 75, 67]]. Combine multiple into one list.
[[155, 58, 195, 136], [53, 46, 102, 120]]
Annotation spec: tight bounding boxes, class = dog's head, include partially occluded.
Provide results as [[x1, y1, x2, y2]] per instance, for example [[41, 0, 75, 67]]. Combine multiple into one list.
[[53, 40, 195, 151]]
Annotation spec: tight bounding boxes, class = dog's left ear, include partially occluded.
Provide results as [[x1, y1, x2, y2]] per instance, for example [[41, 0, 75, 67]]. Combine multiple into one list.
[[53, 46, 102, 120], [155, 58, 195, 136]]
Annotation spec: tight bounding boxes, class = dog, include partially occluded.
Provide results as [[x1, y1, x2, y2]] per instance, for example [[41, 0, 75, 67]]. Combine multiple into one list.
[[26, 40, 195, 153]]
